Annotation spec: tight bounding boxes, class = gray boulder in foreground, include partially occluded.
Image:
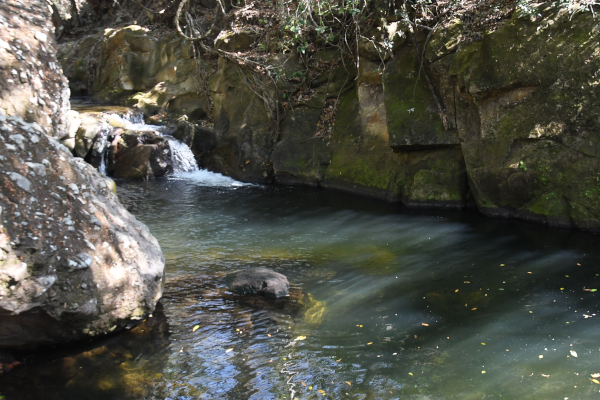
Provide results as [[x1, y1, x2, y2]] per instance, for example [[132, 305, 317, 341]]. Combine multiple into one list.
[[0, 114, 166, 349], [225, 268, 289, 298]]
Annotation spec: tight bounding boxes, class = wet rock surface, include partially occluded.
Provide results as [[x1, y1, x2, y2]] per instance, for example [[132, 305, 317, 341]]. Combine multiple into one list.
[[112, 131, 173, 180], [0, 114, 165, 349], [225, 268, 290, 298]]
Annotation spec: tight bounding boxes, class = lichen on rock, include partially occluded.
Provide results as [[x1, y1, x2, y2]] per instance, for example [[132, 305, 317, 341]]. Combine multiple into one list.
[[0, 113, 165, 349]]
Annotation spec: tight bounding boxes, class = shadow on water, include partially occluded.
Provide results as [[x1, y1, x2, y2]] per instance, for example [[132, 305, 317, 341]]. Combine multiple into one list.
[[2, 175, 600, 399], [0, 303, 170, 400]]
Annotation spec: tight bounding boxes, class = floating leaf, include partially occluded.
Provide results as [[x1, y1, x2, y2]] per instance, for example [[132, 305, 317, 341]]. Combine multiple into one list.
[[481, 343, 486, 345], [422, 323, 429, 326], [309, 386, 312, 390], [367, 342, 373, 345], [471, 308, 477, 311], [592, 379, 600, 384], [592, 373, 600, 378], [570, 350, 578, 357], [482, 371, 486, 374], [226, 348, 233, 353], [455, 289, 459, 292], [345, 381, 351, 386], [542, 374, 550, 378], [335, 359, 341, 362], [301, 382, 307, 386], [527, 272, 532, 274], [539, 355, 543, 359], [317, 389, 325, 394], [295, 336, 307, 341], [192, 325, 200, 332], [409, 372, 413, 376], [591, 289, 598, 292]]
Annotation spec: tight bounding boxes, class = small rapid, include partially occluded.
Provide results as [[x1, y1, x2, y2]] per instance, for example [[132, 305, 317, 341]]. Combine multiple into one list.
[[96, 111, 199, 174]]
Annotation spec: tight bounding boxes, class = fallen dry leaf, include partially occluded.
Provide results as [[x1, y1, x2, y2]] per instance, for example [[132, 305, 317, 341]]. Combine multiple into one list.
[[570, 350, 578, 357], [367, 342, 373, 345], [192, 325, 200, 332], [592, 373, 600, 378], [592, 378, 600, 384], [422, 323, 429, 326], [345, 381, 351, 386], [295, 336, 307, 341], [471, 308, 477, 311], [542, 374, 550, 378], [226, 348, 233, 353], [301, 382, 307, 386]]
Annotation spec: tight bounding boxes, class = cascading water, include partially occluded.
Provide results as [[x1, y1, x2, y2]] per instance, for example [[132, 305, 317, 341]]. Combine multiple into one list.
[[92, 110, 199, 175]]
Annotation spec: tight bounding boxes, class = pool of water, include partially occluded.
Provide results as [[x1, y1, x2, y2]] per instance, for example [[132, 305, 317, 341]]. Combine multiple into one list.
[[2, 171, 600, 399]]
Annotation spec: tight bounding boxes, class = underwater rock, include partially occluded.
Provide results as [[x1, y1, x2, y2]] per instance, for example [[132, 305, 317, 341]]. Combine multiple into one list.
[[225, 268, 289, 298]]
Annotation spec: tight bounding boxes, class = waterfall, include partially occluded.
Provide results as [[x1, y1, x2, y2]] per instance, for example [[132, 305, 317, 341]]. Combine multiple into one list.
[[93, 111, 199, 174]]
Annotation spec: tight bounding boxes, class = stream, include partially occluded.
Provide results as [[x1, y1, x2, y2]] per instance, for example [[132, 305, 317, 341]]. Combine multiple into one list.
[[2, 115, 600, 399]]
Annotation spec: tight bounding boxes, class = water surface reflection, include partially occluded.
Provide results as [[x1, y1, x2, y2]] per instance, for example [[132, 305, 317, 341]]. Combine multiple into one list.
[[2, 175, 600, 399]]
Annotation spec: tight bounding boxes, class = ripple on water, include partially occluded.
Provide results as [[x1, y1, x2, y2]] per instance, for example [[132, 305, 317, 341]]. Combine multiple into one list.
[[2, 177, 600, 399]]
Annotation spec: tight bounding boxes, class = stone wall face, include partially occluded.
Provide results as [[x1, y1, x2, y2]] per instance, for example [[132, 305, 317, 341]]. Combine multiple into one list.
[[0, 0, 71, 137], [58, 5, 600, 229]]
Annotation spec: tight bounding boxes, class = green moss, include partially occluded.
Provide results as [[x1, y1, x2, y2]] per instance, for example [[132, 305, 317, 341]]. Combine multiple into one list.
[[383, 46, 446, 146], [526, 195, 566, 217]]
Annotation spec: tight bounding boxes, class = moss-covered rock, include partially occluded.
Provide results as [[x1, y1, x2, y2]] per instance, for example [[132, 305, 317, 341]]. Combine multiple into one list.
[[383, 45, 459, 149], [272, 106, 331, 186], [322, 84, 467, 206], [206, 57, 275, 182], [449, 5, 600, 230]]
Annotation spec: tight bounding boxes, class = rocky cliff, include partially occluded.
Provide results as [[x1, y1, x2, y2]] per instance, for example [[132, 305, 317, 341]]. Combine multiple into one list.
[[58, 4, 600, 230]]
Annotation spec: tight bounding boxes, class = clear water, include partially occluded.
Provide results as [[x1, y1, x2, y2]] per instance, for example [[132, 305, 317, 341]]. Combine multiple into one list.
[[2, 172, 600, 400]]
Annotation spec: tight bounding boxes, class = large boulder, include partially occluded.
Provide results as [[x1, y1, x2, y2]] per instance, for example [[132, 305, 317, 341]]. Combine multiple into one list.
[[0, 0, 71, 137], [0, 114, 166, 349], [225, 268, 289, 298]]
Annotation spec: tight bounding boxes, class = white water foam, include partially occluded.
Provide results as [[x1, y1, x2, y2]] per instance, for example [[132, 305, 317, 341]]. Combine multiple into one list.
[[169, 170, 251, 187], [95, 112, 199, 174]]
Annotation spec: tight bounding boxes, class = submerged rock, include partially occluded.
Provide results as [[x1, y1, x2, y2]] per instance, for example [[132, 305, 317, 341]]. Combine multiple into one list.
[[225, 268, 289, 298], [0, 114, 166, 349]]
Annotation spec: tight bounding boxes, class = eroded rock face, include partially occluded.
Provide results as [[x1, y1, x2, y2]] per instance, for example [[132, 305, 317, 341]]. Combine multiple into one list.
[[0, 114, 166, 349], [0, 0, 71, 137], [58, 26, 209, 120]]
